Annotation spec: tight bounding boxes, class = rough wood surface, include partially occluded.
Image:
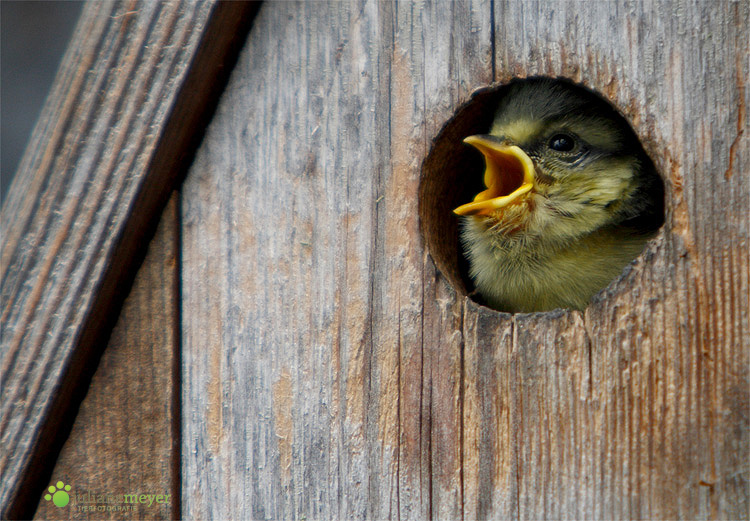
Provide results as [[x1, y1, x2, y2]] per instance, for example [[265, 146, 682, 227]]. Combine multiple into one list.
[[33, 194, 179, 521], [0, 1, 257, 517], [181, 2, 491, 519], [461, 1, 749, 519], [179, 0, 748, 519]]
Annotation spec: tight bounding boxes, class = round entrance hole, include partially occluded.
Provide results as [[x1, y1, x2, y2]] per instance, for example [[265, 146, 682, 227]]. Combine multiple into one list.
[[418, 77, 665, 312]]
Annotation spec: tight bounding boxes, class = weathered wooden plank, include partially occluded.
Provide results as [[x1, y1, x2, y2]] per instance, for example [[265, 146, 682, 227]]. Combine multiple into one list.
[[32, 194, 179, 521], [181, 1, 492, 519], [0, 1, 258, 517], [179, 0, 746, 518], [464, 306, 595, 519], [389, 3, 493, 519], [461, 0, 749, 519], [181, 3, 390, 518]]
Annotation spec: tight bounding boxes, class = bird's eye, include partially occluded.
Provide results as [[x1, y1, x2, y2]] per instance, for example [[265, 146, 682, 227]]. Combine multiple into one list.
[[548, 134, 576, 152]]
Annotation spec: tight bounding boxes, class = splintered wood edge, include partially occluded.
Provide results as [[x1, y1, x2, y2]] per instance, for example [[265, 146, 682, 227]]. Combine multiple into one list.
[[0, 2, 260, 518]]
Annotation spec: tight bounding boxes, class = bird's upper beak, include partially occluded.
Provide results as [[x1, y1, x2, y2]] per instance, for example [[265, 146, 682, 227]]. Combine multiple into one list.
[[453, 135, 535, 216]]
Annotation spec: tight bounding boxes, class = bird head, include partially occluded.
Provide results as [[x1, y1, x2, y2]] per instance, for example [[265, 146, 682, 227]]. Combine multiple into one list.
[[454, 79, 663, 245]]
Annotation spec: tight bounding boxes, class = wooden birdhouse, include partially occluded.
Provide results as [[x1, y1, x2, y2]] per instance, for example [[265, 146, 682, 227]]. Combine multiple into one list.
[[2, 1, 748, 519]]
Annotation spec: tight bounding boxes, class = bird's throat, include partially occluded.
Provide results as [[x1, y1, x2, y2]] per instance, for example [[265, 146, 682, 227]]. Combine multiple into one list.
[[462, 218, 652, 312]]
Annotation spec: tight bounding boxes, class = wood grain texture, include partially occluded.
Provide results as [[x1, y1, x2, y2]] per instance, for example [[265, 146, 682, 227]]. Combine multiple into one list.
[[0, 1, 257, 517], [32, 194, 179, 521], [181, 1, 491, 519], [180, 0, 748, 519], [461, 1, 748, 519]]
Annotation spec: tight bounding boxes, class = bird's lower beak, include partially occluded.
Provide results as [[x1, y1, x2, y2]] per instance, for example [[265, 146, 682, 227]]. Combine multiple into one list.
[[453, 135, 535, 216]]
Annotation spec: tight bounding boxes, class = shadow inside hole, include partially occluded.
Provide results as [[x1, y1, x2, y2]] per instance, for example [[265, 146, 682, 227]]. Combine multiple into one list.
[[419, 85, 511, 297], [419, 78, 665, 309]]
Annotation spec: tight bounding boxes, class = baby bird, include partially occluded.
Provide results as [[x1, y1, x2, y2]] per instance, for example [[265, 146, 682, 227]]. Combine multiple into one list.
[[454, 78, 664, 312]]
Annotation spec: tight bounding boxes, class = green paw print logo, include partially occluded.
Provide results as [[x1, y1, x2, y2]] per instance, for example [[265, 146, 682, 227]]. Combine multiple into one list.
[[44, 481, 71, 508]]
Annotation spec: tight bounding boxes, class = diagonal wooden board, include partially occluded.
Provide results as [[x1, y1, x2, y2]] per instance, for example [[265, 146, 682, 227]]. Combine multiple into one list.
[[0, 2, 259, 517]]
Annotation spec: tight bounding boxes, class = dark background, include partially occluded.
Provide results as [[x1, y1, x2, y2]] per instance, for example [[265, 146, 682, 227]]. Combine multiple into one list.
[[1, 0, 83, 204]]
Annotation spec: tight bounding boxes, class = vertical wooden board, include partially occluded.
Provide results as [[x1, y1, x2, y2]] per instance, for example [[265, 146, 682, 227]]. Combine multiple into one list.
[[389, 2, 492, 519], [32, 194, 179, 521], [461, 0, 749, 519], [511, 312, 594, 519], [463, 304, 594, 520], [181, 0, 747, 519], [462, 302, 516, 520], [181, 3, 388, 519], [181, 1, 493, 519]]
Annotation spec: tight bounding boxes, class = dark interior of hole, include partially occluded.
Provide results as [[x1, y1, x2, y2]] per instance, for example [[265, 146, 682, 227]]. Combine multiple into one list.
[[419, 86, 503, 295], [419, 77, 665, 303]]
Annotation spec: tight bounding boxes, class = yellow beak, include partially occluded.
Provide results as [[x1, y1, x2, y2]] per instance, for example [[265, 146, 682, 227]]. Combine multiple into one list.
[[453, 136, 535, 216]]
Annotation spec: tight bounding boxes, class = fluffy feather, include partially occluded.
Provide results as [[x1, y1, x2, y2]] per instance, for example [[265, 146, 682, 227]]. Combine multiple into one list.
[[457, 79, 663, 312]]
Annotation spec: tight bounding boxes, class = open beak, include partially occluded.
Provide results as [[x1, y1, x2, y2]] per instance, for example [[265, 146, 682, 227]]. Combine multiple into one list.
[[453, 135, 535, 216]]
